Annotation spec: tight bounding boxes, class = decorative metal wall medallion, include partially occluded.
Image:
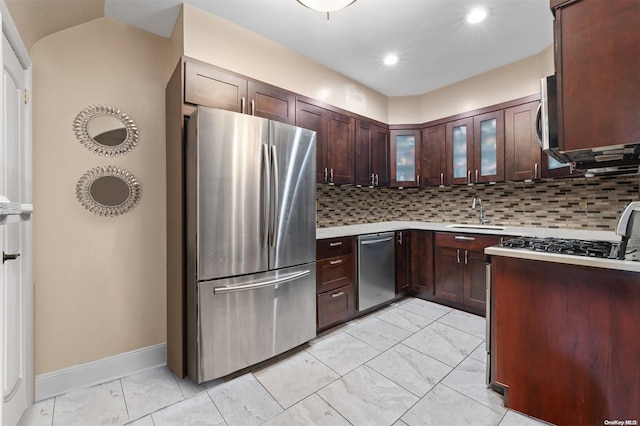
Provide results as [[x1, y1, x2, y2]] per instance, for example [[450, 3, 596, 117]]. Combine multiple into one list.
[[73, 105, 138, 156], [76, 166, 141, 216]]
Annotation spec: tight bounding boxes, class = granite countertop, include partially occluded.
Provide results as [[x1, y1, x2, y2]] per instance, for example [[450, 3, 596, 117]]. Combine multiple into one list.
[[316, 221, 640, 273]]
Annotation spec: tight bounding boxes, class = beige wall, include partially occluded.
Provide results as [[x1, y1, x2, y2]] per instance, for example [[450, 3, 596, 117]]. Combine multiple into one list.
[[388, 45, 555, 124], [31, 18, 169, 374], [180, 4, 389, 123]]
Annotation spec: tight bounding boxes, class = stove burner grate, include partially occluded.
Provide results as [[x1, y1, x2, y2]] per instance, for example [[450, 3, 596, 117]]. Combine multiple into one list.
[[501, 237, 620, 259]]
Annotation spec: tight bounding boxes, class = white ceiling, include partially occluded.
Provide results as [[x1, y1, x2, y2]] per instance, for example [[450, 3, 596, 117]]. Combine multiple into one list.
[[104, 0, 554, 97]]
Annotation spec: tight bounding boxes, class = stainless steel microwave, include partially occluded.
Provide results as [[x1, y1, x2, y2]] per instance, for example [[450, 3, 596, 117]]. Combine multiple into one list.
[[535, 74, 565, 164], [536, 74, 640, 171]]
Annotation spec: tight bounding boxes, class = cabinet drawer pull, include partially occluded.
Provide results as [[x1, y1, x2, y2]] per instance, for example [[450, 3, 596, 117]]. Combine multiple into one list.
[[534, 163, 539, 179], [398, 232, 403, 245], [370, 173, 375, 186], [241, 97, 246, 114], [329, 168, 334, 183], [475, 170, 479, 182], [417, 175, 420, 186], [456, 248, 461, 264], [454, 236, 476, 241], [330, 259, 343, 265], [467, 170, 472, 185], [251, 100, 255, 115], [331, 291, 345, 298], [375, 173, 379, 186], [440, 173, 444, 186], [464, 249, 469, 265], [329, 241, 343, 247], [323, 167, 328, 182]]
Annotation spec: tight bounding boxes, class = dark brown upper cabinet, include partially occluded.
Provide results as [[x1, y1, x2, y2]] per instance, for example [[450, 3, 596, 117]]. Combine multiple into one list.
[[296, 100, 355, 185], [389, 129, 421, 188], [446, 111, 504, 185], [184, 59, 295, 124], [420, 124, 446, 187], [505, 101, 542, 181], [552, 0, 640, 152], [356, 120, 389, 187]]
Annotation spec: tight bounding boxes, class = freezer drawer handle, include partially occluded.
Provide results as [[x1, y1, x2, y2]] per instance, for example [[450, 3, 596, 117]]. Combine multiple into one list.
[[329, 241, 343, 247], [213, 270, 311, 294], [360, 237, 393, 245]]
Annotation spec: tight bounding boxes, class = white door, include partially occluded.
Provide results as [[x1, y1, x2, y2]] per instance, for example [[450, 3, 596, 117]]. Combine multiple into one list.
[[1, 31, 31, 426]]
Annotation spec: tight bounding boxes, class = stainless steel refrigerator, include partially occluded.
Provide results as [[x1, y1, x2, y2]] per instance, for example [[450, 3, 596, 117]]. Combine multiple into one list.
[[185, 107, 317, 384]]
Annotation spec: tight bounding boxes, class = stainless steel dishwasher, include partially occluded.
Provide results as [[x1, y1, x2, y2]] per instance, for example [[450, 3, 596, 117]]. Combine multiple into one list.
[[357, 232, 396, 311]]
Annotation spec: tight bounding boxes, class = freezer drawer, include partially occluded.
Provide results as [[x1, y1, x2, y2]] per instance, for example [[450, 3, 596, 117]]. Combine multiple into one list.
[[193, 263, 316, 383]]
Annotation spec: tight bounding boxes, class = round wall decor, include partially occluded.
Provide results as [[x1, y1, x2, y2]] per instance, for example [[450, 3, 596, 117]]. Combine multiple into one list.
[[73, 105, 138, 156], [76, 166, 141, 216]]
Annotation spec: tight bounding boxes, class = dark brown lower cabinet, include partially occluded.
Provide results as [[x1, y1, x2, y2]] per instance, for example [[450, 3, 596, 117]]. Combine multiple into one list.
[[316, 237, 356, 330], [492, 256, 640, 426], [434, 232, 500, 315], [395, 231, 410, 294], [317, 284, 356, 330], [409, 231, 434, 295]]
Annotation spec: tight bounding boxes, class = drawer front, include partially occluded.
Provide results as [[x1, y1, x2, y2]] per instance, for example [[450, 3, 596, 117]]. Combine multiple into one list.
[[317, 255, 354, 294], [435, 232, 500, 251], [317, 284, 355, 329], [317, 237, 353, 260]]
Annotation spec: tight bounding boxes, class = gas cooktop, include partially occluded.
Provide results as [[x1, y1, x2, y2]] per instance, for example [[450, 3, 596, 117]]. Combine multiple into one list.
[[500, 236, 621, 260]]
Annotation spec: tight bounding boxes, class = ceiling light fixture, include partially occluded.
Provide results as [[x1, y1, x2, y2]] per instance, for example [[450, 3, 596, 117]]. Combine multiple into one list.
[[384, 54, 399, 66], [466, 6, 490, 24], [297, 0, 357, 19]]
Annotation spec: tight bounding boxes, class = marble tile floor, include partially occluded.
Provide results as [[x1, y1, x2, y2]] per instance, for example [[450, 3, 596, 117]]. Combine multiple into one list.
[[19, 297, 551, 426]]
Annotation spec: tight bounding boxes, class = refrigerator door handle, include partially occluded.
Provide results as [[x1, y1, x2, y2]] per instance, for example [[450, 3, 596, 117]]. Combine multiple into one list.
[[262, 144, 270, 248], [213, 269, 311, 294], [270, 145, 279, 248], [360, 237, 393, 245]]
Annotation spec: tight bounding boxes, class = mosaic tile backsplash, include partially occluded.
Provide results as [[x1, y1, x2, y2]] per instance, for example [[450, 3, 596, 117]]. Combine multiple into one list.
[[316, 174, 639, 231]]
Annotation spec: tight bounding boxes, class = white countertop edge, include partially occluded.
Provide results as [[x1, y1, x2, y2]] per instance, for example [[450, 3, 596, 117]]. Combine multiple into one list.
[[316, 221, 618, 242], [485, 246, 640, 273]]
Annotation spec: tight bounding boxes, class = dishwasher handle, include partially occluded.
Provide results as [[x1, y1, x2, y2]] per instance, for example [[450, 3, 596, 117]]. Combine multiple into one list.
[[360, 237, 393, 245]]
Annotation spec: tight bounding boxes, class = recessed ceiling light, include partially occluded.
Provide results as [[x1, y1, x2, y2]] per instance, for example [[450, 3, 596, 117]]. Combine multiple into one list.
[[466, 7, 490, 24], [384, 54, 399, 66]]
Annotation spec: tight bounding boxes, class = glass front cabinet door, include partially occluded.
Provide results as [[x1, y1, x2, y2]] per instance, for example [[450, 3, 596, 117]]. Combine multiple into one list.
[[446, 118, 473, 185], [473, 111, 504, 183], [446, 112, 504, 185], [390, 129, 420, 187]]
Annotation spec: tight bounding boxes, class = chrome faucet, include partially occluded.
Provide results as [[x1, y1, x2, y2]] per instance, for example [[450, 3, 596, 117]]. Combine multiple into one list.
[[472, 196, 491, 225]]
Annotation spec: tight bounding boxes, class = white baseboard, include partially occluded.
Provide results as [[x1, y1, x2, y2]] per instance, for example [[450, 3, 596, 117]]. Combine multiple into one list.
[[35, 343, 167, 401]]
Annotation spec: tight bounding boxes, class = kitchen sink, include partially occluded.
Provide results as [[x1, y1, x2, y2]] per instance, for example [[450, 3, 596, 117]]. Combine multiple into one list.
[[446, 224, 505, 231]]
